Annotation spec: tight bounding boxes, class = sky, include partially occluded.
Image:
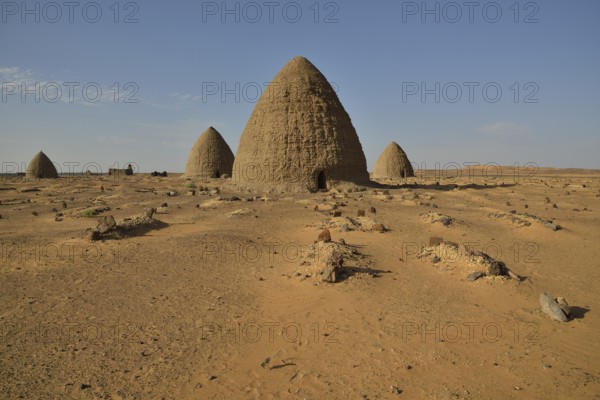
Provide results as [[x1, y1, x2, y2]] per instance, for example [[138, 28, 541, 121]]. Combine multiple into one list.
[[1, 0, 599, 174]]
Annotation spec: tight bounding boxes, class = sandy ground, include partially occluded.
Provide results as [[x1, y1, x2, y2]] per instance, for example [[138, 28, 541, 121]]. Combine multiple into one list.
[[1, 167, 599, 399]]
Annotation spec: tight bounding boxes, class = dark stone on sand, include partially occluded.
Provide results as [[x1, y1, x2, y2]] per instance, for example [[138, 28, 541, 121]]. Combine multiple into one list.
[[467, 271, 485, 281], [318, 228, 331, 243], [97, 215, 117, 234], [487, 261, 507, 276], [322, 254, 344, 283]]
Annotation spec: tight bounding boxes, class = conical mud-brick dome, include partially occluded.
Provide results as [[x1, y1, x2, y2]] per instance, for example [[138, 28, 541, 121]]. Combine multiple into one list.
[[232, 56, 370, 192], [372, 142, 414, 179], [26, 151, 59, 179], [185, 127, 234, 178]]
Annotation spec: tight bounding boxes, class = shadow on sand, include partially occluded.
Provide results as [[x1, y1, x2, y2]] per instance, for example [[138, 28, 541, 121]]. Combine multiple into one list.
[[569, 306, 590, 320], [368, 181, 518, 191]]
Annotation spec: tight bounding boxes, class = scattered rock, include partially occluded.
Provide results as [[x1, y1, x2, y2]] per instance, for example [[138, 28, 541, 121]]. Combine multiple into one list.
[[556, 297, 571, 316], [357, 209, 365, 217], [80, 384, 91, 390], [539, 293, 568, 322], [260, 357, 271, 369], [322, 254, 344, 283], [369, 207, 376, 213], [315, 203, 336, 211], [318, 228, 332, 243], [418, 242, 521, 281], [229, 208, 254, 216], [333, 211, 342, 217], [87, 208, 162, 240], [467, 271, 485, 281], [543, 221, 560, 231], [491, 211, 560, 230], [507, 269, 522, 281], [340, 224, 349, 232], [487, 261, 508, 276], [371, 223, 385, 232], [421, 211, 453, 226], [339, 238, 346, 245], [97, 215, 117, 234], [62, 201, 67, 208], [391, 386, 402, 395]]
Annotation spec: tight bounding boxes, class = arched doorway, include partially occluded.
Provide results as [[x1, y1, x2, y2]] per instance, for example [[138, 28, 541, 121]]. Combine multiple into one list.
[[317, 170, 327, 190]]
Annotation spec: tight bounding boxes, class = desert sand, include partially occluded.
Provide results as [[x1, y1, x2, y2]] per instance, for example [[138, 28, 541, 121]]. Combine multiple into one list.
[[1, 167, 599, 399]]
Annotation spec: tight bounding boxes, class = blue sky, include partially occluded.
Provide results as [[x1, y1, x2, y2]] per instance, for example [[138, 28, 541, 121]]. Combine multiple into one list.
[[1, 0, 599, 174]]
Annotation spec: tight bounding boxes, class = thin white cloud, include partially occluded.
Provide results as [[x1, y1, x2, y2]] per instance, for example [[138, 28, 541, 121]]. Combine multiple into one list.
[[96, 136, 137, 145], [167, 92, 199, 104], [0, 66, 139, 107], [476, 121, 530, 136], [1, 66, 203, 110]]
